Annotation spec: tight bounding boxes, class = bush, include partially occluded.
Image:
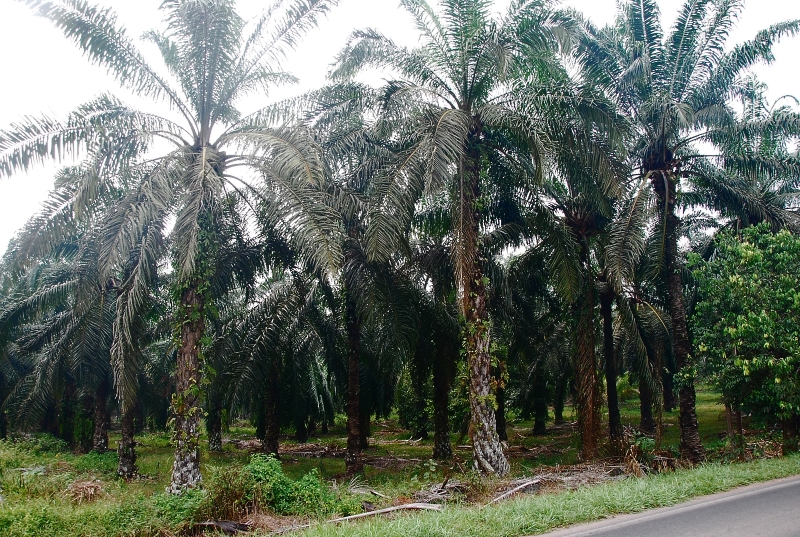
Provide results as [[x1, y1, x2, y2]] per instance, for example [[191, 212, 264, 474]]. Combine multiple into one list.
[[202, 454, 359, 518], [153, 489, 206, 525], [617, 374, 638, 403], [199, 465, 256, 519], [690, 225, 800, 430], [14, 434, 70, 455]]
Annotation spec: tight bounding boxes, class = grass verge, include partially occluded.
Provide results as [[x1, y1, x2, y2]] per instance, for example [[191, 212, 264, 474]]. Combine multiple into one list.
[[293, 454, 800, 537]]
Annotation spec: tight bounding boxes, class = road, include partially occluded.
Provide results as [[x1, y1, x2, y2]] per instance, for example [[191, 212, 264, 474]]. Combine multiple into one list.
[[534, 475, 800, 537]]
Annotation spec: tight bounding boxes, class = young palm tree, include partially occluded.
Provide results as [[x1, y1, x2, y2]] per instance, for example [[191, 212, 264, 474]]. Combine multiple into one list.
[[0, 0, 341, 492], [330, 0, 621, 475], [578, 0, 800, 462]]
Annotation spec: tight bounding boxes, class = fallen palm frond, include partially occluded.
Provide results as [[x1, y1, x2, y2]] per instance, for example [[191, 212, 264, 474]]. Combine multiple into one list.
[[65, 479, 105, 504]]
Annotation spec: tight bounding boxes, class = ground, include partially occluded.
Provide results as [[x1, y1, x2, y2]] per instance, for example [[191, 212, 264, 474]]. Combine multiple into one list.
[[0, 389, 789, 537]]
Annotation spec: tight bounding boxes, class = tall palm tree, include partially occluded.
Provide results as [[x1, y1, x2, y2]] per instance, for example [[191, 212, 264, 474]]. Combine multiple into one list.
[[330, 0, 621, 475], [578, 0, 800, 462], [0, 0, 341, 493]]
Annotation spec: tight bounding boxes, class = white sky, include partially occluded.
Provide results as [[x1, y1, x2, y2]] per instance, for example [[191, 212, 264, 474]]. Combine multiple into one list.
[[0, 0, 799, 256]]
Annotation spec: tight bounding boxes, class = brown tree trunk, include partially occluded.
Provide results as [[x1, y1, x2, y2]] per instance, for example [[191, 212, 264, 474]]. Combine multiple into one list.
[[662, 191, 704, 463], [533, 368, 548, 436], [207, 406, 222, 452], [496, 384, 508, 442], [295, 417, 308, 444], [93, 379, 110, 453], [782, 416, 799, 454], [345, 293, 363, 476], [575, 278, 600, 461], [262, 359, 280, 456], [600, 285, 622, 450], [117, 405, 138, 479], [460, 143, 508, 476], [553, 373, 567, 426], [432, 349, 453, 460], [168, 282, 205, 494], [639, 377, 656, 435]]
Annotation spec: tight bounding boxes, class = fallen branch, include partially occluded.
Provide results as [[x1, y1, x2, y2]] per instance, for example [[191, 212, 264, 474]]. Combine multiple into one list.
[[194, 520, 251, 535], [329, 503, 441, 523], [484, 479, 541, 507], [283, 503, 442, 532]]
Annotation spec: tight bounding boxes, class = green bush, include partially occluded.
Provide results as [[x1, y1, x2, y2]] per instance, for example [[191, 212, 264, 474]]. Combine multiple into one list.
[[199, 465, 256, 519], [202, 454, 360, 518], [690, 225, 800, 428], [14, 434, 69, 455], [153, 489, 206, 525], [617, 374, 638, 403]]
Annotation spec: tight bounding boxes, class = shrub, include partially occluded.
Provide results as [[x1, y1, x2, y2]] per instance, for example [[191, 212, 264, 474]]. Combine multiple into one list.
[[14, 434, 69, 455], [616, 374, 638, 403], [202, 454, 358, 518], [199, 465, 256, 519], [690, 225, 800, 435], [153, 489, 206, 525]]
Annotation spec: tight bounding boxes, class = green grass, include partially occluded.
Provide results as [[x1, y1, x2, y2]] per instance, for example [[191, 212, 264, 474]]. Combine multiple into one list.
[[293, 454, 800, 537], [0, 389, 791, 537]]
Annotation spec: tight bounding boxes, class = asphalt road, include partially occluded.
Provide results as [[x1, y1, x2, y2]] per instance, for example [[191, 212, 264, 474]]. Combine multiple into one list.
[[534, 475, 800, 537]]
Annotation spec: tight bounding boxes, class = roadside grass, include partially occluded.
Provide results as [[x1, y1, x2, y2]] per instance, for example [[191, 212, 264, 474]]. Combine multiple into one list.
[[0, 389, 793, 537], [293, 454, 800, 537]]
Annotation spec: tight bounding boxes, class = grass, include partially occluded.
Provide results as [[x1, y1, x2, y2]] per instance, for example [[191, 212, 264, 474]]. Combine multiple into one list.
[[294, 454, 800, 537], [0, 389, 794, 537]]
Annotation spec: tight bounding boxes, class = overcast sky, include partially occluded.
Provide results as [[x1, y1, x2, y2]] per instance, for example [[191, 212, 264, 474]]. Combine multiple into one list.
[[1, 0, 799, 256]]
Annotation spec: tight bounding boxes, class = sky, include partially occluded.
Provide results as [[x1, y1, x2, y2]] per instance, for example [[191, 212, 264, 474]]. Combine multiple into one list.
[[0, 0, 799, 256]]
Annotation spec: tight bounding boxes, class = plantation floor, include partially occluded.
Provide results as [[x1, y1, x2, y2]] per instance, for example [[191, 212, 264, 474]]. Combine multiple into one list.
[[0, 389, 793, 537]]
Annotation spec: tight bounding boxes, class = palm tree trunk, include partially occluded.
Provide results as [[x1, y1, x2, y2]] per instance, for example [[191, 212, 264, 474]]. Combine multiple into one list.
[[345, 292, 363, 476], [496, 383, 508, 442], [600, 286, 622, 450], [663, 198, 704, 462], [295, 417, 308, 444], [168, 282, 205, 494], [639, 377, 656, 435], [575, 282, 600, 461], [432, 349, 453, 460], [93, 379, 110, 453], [783, 416, 799, 454], [553, 373, 567, 426], [263, 359, 280, 456], [117, 404, 138, 478], [207, 405, 222, 452], [461, 147, 508, 475], [533, 368, 548, 436]]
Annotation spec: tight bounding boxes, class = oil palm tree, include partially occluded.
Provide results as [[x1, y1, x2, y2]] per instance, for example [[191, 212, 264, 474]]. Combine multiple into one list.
[[578, 0, 800, 462], [330, 0, 622, 475], [0, 0, 341, 492]]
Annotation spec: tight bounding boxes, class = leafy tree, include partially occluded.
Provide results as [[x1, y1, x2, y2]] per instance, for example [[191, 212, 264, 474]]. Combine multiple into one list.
[[578, 0, 800, 462], [691, 224, 800, 453]]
